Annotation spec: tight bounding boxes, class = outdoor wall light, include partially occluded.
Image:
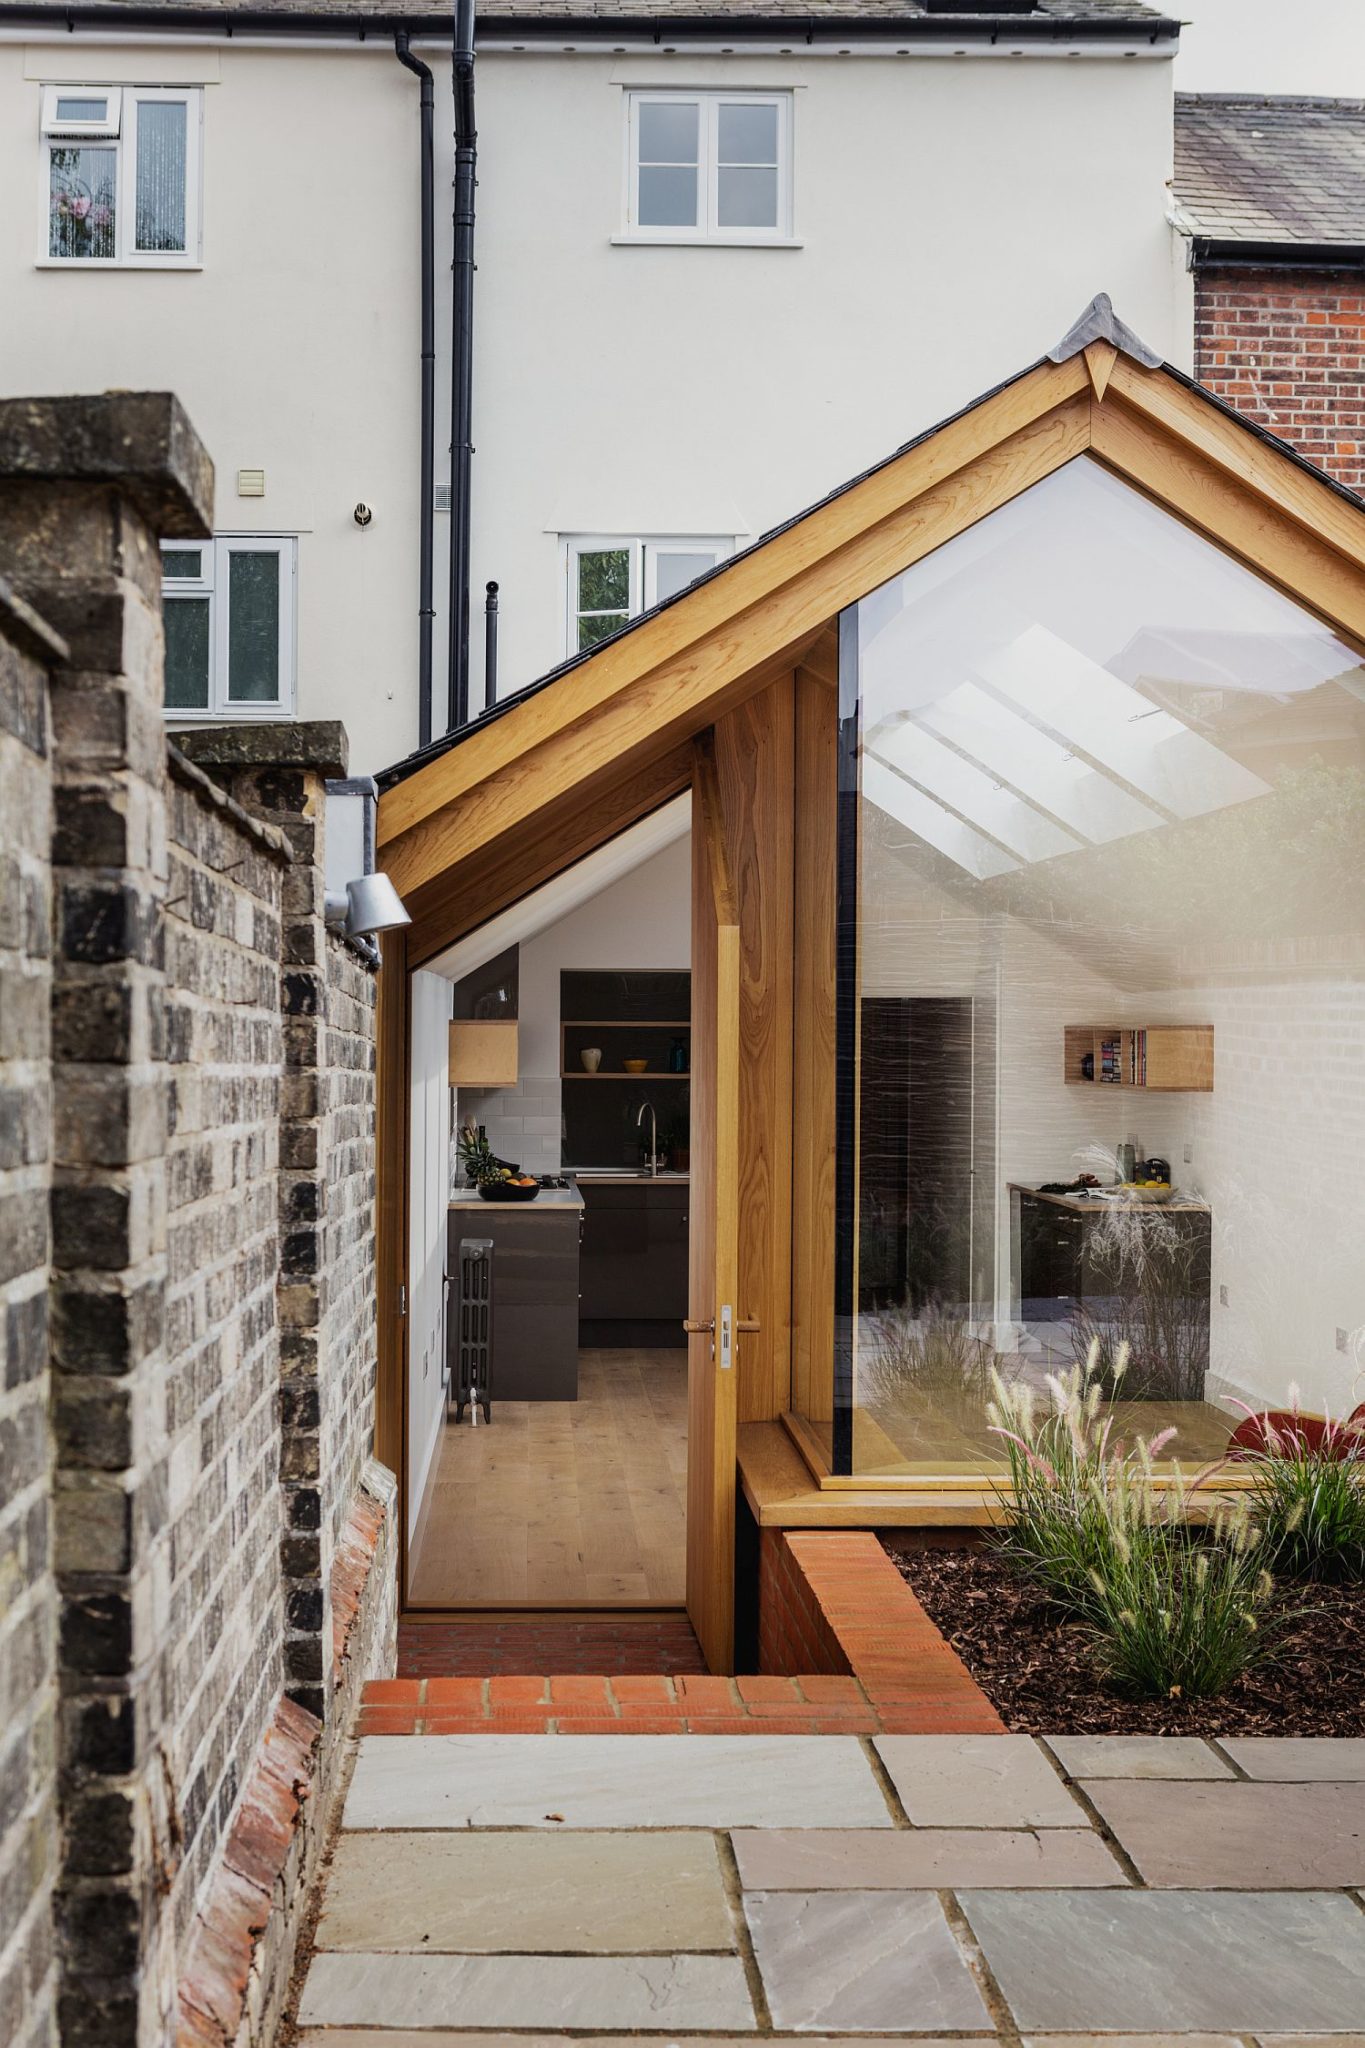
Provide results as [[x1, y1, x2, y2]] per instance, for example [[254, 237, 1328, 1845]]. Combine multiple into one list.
[[324, 872, 412, 939]]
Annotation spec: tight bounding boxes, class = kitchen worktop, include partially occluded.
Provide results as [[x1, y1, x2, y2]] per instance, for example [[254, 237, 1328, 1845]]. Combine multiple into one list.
[[1009, 1181, 1209, 1215], [571, 1172, 690, 1185], [449, 1185, 585, 1213]]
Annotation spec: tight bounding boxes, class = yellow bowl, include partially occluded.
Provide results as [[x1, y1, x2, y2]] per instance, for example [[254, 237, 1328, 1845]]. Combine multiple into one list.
[[622, 1057, 649, 1074]]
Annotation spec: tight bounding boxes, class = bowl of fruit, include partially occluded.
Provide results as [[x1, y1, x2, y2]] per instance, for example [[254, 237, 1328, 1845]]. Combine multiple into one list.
[[480, 1170, 541, 1203], [1121, 1179, 1175, 1203]]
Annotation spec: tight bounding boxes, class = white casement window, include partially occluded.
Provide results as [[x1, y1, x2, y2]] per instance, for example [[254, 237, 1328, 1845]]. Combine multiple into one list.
[[40, 84, 202, 267], [160, 538, 296, 718], [566, 536, 731, 653], [625, 91, 792, 242]]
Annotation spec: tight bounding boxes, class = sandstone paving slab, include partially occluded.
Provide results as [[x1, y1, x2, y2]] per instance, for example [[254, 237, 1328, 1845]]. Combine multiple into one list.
[[1080, 1780, 1365, 1888], [344, 1735, 891, 1830], [1025, 2036, 1241, 2048], [743, 1889, 992, 2033], [298, 1951, 757, 2031], [1256, 2036, 1365, 2046], [1219, 1739, 1365, 1782], [732, 1827, 1125, 1890], [961, 1890, 1365, 2032], [315, 1830, 735, 1952], [296, 2036, 1000, 2047], [1044, 1737, 1234, 1780], [874, 1736, 1082, 1827]]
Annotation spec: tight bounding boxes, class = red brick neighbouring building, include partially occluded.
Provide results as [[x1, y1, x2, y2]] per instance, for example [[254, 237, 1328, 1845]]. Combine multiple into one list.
[[1176, 95, 1365, 493]]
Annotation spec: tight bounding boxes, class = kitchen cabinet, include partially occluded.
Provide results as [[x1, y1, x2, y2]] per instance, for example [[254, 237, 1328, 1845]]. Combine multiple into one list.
[[447, 1187, 582, 1401], [578, 1179, 689, 1347]]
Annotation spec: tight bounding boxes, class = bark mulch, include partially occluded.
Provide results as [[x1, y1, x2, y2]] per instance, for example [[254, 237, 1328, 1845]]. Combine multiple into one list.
[[885, 1538, 1365, 1737]]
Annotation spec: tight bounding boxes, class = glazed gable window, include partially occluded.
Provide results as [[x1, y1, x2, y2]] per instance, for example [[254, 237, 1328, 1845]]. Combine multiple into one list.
[[625, 91, 792, 241], [160, 538, 296, 718], [41, 85, 201, 266]]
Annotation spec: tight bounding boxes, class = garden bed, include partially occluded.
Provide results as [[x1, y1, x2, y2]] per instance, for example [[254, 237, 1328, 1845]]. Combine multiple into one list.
[[884, 1538, 1365, 1737]]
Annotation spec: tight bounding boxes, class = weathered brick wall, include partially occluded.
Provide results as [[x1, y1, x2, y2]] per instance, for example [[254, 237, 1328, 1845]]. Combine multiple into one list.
[[0, 399, 394, 2048], [1194, 267, 1365, 491], [160, 753, 291, 1954], [0, 593, 60, 2048]]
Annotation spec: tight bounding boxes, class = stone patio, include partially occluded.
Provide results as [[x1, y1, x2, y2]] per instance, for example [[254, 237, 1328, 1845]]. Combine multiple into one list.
[[296, 1734, 1365, 2042]]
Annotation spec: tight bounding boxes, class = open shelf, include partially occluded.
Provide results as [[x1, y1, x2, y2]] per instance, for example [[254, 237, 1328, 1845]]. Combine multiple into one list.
[[1063, 1023, 1214, 1093]]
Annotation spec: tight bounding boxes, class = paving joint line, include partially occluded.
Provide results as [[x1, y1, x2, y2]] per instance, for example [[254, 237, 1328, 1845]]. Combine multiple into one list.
[[938, 1886, 1023, 2048], [714, 1826, 773, 2032], [861, 1732, 913, 1828], [1048, 1764, 1147, 1889]]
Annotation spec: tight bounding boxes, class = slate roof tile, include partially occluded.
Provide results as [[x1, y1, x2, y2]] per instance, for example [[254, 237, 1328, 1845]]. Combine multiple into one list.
[[1175, 93, 1365, 245]]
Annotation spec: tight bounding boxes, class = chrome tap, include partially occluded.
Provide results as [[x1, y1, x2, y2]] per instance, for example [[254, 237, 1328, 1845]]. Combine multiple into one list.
[[636, 1099, 658, 1178]]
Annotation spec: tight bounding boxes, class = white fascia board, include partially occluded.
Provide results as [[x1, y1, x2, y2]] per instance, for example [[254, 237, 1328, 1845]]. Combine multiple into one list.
[[2, 29, 1175, 59]]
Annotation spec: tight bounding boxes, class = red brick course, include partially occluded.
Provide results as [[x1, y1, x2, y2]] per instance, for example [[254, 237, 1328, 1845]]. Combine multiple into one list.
[[397, 1613, 706, 1677], [361, 1530, 1002, 1738], [1195, 269, 1365, 492]]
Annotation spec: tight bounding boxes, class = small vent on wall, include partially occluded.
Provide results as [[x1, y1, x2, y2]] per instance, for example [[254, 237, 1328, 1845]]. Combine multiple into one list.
[[237, 467, 266, 498], [434, 482, 452, 512]]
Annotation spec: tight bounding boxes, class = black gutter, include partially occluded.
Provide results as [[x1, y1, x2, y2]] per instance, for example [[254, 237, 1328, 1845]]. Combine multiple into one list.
[[450, 0, 476, 731], [0, 7, 1182, 41], [394, 31, 437, 747], [1191, 236, 1365, 272]]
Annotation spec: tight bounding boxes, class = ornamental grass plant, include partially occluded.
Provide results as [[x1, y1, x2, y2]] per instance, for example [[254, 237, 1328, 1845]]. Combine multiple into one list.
[[987, 1343, 1277, 1698], [1233, 1392, 1365, 1584]]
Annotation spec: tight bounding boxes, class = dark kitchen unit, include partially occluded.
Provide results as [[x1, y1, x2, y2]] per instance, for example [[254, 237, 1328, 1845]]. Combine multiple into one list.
[[447, 1183, 583, 1401], [577, 1177, 689, 1348]]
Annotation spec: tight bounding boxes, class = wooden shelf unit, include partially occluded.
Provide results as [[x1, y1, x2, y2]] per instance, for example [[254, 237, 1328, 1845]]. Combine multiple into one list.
[[1063, 1024, 1213, 1093], [560, 1017, 691, 1081]]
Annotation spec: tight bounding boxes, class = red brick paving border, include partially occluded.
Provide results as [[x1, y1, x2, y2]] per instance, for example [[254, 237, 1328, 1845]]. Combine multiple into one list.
[[397, 1613, 706, 1677], [365, 1531, 1003, 1736]]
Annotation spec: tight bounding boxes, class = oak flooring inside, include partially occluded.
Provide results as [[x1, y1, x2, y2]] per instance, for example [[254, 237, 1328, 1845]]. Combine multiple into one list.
[[407, 1348, 688, 1609]]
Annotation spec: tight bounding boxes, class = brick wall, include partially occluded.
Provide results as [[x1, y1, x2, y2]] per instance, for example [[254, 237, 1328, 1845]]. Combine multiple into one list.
[[0, 397, 395, 2048], [0, 591, 61, 2048], [1194, 267, 1365, 492]]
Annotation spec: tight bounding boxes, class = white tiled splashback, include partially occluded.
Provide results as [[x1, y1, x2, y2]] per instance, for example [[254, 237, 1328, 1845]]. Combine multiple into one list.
[[454, 1073, 563, 1180]]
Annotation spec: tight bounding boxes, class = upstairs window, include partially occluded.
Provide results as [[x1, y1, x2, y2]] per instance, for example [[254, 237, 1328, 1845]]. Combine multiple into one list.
[[626, 91, 792, 242], [160, 538, 296, 718], [41, 84, 201, 266], [566, 536, 730, 652]]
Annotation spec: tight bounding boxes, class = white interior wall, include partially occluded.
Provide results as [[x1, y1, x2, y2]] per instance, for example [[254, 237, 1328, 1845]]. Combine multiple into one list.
[[407, 969, 452, 1543], [454, 832, 692, 1175]]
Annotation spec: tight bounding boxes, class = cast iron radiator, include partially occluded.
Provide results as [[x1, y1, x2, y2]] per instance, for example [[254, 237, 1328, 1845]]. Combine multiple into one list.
[[454, 1235, 493, 1424]]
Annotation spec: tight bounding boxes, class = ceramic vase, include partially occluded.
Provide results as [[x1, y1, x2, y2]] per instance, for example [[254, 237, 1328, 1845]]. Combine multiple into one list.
[[581, 1047, 602, 1073]]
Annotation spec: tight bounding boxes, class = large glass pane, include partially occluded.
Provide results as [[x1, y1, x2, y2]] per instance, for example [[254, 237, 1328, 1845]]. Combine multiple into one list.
[[134, 99, 187, 252], [718, 101, 778, 166], [827, 456, 1365, 1479], [48, 146, 116, 259], [226, 551, 281, 703], [638, 100, 699, 164], [654, 551, 716, 603], [638, 165, 698, 228], [578, 549, 630, 613], [162, 596, 210, 709], [717, 166, 778, 229]]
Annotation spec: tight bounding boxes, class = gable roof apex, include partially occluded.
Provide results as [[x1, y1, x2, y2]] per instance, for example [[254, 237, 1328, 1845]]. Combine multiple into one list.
[[1046, 293, 1162, 368]]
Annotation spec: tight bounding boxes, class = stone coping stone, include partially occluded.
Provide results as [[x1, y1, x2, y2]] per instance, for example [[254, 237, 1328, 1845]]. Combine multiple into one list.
[[732, 1827, 1125, 1889], [744, 1890, 992, 2033], [315, 1829, 735, 1952], [343, 1734, 893, 1830], [298, 1951, 757, 2031], [961, 1890, 1365, 2032], [1044, 1736, 1234, 1779], [177, 720, 349, 779], [1218, 1738, 1365, 1781], [874, 1735, 1083, 1826], [0, 391, 212, 535], [1080, 1779, 1365, 1888]]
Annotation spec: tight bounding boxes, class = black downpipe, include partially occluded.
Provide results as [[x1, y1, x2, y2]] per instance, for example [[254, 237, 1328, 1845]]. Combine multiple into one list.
[[450, 0, 477, 730], [395, 32, 436, 748], [484, 580, 499, 703]]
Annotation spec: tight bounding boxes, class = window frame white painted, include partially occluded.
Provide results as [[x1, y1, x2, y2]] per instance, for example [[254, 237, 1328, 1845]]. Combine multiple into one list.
[[39, 82, 203, 269], [623, 88, 793, 244], [160, 535, 297, 720], [563, 534, 732, 655]]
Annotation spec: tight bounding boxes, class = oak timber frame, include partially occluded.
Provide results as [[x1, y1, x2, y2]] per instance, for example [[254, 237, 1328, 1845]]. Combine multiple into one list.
[[373, 338, 1365, 1666]]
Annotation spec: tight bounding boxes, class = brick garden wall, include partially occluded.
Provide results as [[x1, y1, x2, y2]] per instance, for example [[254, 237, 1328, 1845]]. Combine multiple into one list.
[[0, 395, 395, 2048], [1194, 267, 1365, 492], [0, 592, 61, 2048]]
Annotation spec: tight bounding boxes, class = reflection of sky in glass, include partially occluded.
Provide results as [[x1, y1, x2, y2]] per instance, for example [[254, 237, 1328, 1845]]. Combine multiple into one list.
[[858, 458, 1365, 872]]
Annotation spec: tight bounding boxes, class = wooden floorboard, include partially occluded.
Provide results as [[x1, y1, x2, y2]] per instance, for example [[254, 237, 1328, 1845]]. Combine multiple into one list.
[[408, 1349, 688, 1609]]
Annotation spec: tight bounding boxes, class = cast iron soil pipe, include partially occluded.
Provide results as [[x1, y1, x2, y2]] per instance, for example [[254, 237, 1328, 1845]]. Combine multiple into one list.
[[395, 31, 437, 748], [449, 0, 477, 731], [484, 579, 499, 702]]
